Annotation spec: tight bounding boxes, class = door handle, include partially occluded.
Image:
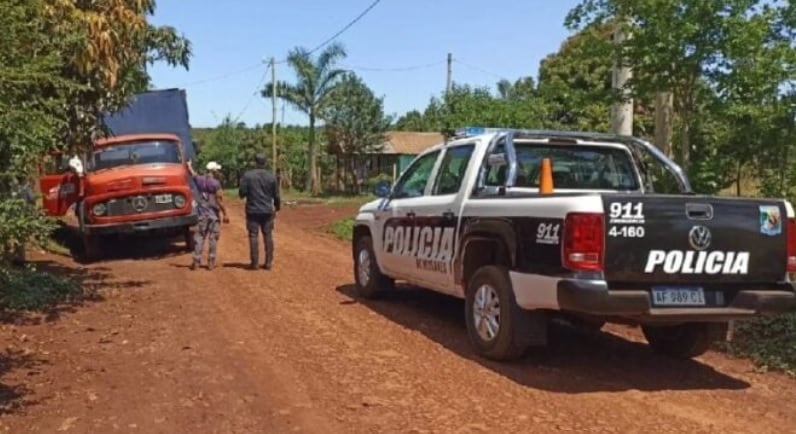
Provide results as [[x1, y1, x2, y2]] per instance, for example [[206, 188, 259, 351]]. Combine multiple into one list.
[[442, 211, 454, 220]]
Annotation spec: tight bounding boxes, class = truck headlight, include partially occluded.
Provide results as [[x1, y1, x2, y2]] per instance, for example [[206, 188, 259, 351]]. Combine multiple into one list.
[[92, 202, 106, 216], [174, 194, 186, 208]]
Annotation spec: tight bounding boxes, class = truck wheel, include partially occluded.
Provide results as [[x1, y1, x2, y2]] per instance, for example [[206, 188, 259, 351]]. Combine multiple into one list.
[[465, 265, 545, 361], [353, 235, 394, 299], [642, 322, 726, 359], [81, 235, 101, 263], [184, 227, 196, 251]]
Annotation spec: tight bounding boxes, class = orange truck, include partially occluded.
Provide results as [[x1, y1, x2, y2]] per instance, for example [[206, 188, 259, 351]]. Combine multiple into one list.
[[38, 89, 199, 261]]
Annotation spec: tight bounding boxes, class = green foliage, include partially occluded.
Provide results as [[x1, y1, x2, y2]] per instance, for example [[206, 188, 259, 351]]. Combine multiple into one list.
[[327, 217, 355, 241], [0, 266, 83, 312], [262, 43, 348, 194], [324, 72, 393, 193], [725, 315, 796, 376]]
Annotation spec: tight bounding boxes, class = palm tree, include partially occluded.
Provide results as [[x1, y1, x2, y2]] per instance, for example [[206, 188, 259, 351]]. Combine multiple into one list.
[[262, 43, 347, 194]]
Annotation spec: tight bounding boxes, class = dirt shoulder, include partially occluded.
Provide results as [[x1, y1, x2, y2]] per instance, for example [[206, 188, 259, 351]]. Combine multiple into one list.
[[1, 199, 796, 433]]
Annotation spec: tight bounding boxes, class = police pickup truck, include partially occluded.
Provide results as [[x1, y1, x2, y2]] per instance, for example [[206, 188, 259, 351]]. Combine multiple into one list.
[[351, 127, 796, 361]]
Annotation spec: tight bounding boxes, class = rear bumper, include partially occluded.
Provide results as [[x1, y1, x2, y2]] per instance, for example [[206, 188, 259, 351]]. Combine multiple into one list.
[[85, 213, 198, 236], [510, 271, 796, 322]]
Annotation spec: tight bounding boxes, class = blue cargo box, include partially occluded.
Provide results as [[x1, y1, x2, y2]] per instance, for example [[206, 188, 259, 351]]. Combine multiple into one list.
[[102, 88, 196, 161]]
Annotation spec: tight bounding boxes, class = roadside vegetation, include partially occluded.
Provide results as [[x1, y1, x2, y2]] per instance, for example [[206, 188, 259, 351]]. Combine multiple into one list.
[[4, 0, 796, 375]]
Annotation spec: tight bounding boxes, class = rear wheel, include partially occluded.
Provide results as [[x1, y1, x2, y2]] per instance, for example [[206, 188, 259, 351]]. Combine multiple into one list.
[[353, 235, 394, 299], [184, 227, 196, 251], [465, 265, 546, 361], [642, 322, 727, 359]]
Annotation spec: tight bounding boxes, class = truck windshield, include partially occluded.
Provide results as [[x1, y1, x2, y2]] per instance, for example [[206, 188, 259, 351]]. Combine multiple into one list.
[[486, 143, 639, 190], [88, 140, 181, 172]]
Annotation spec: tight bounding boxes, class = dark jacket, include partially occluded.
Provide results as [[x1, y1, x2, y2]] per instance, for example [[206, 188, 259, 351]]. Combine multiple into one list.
[[239, 168, 280, 215]]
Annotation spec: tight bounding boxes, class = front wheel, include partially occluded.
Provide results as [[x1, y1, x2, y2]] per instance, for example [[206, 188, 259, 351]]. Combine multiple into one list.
[[465, 265, 546, 361], [353, 235, 394, 299], [642, 322, 727, 359]]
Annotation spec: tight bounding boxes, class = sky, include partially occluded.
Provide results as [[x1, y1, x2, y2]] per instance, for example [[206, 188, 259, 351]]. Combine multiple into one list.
[[147, 0, 582, 128]]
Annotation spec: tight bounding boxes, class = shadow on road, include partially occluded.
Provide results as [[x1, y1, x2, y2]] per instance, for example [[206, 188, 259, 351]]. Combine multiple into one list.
[[50, 221, 189, 264], [336, 284, 751, 394], [1, 260, 149, 326], [0, 349, 47, 416]]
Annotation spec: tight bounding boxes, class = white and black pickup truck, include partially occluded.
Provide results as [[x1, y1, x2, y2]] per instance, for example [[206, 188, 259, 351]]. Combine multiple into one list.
[[351, 127, 796, 361]]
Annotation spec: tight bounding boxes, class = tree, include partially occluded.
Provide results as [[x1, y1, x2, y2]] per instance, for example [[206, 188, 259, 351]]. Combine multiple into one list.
[[564, 0, 795, 171], [323, 73, 392, 193], [262, 43, 348, 195], [44, 0, 191, 152]]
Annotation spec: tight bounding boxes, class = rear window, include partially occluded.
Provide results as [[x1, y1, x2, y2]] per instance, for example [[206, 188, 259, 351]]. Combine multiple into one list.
[[485, 143, 639, 190]]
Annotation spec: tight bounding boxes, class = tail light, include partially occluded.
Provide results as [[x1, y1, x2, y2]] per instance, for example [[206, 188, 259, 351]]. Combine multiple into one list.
[[788, 218, 796, 272], [563, 212, 604, 272]]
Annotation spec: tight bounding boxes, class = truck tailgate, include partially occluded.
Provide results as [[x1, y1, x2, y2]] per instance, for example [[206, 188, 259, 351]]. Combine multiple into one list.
[[602, 194, 789, 284]]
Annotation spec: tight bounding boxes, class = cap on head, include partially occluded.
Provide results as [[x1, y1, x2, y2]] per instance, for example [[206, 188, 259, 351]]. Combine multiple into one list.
[[206, 161, 222, 172], [254, 153, 266, 167]]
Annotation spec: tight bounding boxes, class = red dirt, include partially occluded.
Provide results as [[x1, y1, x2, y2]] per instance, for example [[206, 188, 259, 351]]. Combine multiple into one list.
[[2, 199, 796, 433]]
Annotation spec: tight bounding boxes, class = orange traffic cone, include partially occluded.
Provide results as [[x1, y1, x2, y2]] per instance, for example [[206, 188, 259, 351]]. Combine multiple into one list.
[[539, 158, 554, 194]]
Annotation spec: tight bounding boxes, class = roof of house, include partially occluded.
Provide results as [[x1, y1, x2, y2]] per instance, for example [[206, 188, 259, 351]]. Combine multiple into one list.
[[379, 131, 445, 155]]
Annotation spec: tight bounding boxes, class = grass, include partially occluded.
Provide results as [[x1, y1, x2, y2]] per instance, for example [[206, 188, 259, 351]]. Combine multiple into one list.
[[223, 188, 375, 206], [721, 315, 796, 376], [327, 216, 355, 241], [0, 264, 84, 312]]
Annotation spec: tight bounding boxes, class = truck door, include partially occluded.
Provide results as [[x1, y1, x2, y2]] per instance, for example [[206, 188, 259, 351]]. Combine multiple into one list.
[[38, 153, 79, 217], [374, 149, 442, 279], [407, 143, 476, 294]]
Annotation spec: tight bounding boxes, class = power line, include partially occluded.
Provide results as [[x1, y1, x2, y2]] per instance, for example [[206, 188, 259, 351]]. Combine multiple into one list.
[[306, 0, 383, 56], [177, 62, 264, 88], [454, 58, 509, 81], [232, 67, 270, 123], [341, 60, 445, 72]]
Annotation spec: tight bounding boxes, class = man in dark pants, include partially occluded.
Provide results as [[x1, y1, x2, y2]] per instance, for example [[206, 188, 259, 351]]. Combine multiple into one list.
[[239, 153, 280, 270]]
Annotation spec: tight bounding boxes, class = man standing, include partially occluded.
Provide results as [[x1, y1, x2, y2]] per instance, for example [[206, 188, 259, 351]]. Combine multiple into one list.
[[187, 160, 229, 270], [239, 153, 280, 270]]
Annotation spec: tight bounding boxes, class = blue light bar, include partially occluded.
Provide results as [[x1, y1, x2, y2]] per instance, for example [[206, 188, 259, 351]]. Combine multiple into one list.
[[454, 126, 507, 137]]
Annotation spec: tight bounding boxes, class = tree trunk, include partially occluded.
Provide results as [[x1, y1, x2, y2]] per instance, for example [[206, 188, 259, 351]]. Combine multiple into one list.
[[306, 113, 317, 194], [654, 91, 674, 157], [735, 160, 742, 196], [349, 155, 360, 195], [680, 116, 690, 169]]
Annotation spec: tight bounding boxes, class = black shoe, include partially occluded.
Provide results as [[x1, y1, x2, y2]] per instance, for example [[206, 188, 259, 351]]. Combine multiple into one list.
[[264, 263, 272, 270], [190, 261, 199, 270], [207, 260, 215, 271], [247, 263, 258, 270]]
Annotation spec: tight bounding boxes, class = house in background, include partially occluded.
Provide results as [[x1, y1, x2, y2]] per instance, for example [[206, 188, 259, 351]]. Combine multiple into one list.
[[362, 131, 445, 181]]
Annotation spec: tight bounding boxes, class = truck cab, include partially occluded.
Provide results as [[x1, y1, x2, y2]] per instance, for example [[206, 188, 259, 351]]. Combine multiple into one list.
[[39, 133, 198, 260], [352, 127, 796, 362]]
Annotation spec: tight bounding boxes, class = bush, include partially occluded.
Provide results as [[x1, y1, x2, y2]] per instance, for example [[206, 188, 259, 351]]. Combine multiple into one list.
[[328, 217, 354, 241], [723, 315, 796, 376], [0, 266, 83, 312]]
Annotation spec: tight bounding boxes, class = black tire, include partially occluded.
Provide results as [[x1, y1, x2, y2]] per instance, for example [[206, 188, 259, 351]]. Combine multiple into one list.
[[184, 227, 196, 251], [465, 265, 544, 361], [80, 234, 101, 263], [353, 235, 394, 299], [642, 322, 726, 359]]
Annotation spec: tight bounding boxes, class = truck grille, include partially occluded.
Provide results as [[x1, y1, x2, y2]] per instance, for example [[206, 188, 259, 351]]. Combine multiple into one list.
[[104, 193, 179, 216]]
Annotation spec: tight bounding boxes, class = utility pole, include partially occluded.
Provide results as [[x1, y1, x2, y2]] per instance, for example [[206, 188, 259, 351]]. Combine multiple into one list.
[[445, 52, 453, 140], [446, 52, 453, 99], [270, 57, 277, 175], [611, 22, 633, 135]]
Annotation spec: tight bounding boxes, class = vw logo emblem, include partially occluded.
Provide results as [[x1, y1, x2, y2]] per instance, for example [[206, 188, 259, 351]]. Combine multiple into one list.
[[688, 225, 712, 251], [131, 195, 147, 213]]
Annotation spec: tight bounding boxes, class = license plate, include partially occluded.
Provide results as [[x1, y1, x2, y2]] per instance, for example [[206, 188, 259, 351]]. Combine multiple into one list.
[[651, 286, 706, 306], [154, 194, 172, 204]]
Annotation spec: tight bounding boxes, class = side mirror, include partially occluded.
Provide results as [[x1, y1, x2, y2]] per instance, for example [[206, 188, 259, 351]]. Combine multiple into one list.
[[373, 180, 392, 198]]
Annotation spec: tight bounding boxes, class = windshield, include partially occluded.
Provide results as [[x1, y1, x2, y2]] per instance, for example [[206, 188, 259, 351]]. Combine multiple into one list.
[[485, 142, 640, 191], [88, 140, 181, 172]]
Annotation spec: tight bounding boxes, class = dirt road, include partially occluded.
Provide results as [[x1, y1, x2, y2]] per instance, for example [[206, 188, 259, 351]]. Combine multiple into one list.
[[2, 198, 796, 433]]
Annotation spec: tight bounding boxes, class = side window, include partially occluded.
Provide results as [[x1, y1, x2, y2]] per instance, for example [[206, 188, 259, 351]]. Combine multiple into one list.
[[432, 144, 475, 195], [485, 144, 507, 186], [393, 150, 440, 199]]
